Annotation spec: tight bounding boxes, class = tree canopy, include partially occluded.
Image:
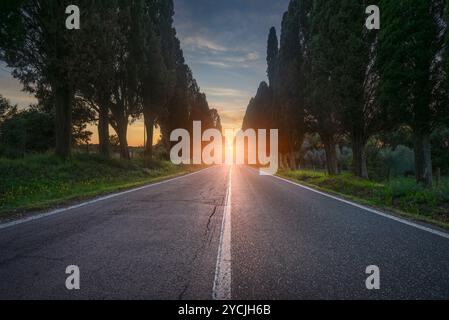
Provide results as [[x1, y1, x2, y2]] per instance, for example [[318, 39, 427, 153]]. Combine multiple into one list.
[[243, 0, 449, 186], [0, 0, 220, 164]]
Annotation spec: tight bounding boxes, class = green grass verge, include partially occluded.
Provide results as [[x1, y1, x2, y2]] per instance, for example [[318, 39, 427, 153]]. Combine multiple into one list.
[[0, 153, 200, 220], [279, 169, 449, 230]]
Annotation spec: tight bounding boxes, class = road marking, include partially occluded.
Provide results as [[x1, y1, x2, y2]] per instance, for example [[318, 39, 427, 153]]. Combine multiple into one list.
[[0, 167, 213, 231], [270, 172, 449, 240], [245, 167, 449, 240], [213, 165, 232, 300]]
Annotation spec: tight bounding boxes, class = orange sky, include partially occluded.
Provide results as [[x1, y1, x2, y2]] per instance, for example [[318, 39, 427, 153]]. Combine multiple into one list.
[[87, 107, 245, 147], [1, 70, 245, 147], [87, 122, 160, 147], [0, 0, 293, 147]]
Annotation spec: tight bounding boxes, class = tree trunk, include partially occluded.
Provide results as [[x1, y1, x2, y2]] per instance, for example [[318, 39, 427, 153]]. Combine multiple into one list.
[[414, 131, 433, 187], [54, 85, 73, 159], [288, 151, 296, 170], [117, 119, 130, 160], [144, 110, 155, 168], [352, 132, 369, 179], [98, 101, 110, 158], [282, 153, 290, 170], [322, 134, 339, 175]]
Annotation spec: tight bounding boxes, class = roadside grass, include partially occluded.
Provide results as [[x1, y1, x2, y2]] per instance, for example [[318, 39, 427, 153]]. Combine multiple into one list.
[[0, 153, 199, 220], [279, 169, 449, 229]]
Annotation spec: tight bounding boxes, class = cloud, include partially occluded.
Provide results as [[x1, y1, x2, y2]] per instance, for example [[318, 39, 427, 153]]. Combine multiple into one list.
[[221, 52, 260, 63], [192, 51, 261, 69], [203, 86, 252, 125], [182, 36, 228, 53], [215, 108, 247, 129], [196, 60, 232, 68], [245, 52, 260, 61], [203, 87, 251, 98], [206, 94, 250, 129]]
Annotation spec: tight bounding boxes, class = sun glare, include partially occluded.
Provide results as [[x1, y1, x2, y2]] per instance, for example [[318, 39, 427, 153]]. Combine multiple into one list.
[[224, 128, 236, 165]]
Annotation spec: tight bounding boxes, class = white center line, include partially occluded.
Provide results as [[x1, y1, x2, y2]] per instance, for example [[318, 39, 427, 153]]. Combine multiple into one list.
[[212, 165, 232, 300]]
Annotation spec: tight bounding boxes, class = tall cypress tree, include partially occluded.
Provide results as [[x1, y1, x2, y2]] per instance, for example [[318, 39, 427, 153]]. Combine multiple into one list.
[[276, 0, 309, 167], [267, 27, 279, 88], [130, 0, 174, 165], [242, 81, 272, 131], [377, 0, 441, 186], [440, 1, 449, 128], [78, 0, 122, 158], [243, 0, 311, 168], [0, 0, 81, 159], [332, 0, 379, 178], [306, 0, 342, 175]]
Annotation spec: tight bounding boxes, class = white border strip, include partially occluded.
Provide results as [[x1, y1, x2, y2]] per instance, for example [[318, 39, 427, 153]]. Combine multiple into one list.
[[213, 166, 232, 300], [267, 172, 449, 240], [245, 167, 449, 240], [0, 167, 212, 231]]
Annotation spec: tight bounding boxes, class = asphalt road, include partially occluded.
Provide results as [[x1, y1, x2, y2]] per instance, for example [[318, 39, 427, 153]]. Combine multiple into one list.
[[1, 165, 449, 299]]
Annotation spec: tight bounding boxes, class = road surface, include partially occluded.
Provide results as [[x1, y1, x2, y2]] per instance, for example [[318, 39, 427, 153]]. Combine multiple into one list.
[[1, 165, 449, 299]]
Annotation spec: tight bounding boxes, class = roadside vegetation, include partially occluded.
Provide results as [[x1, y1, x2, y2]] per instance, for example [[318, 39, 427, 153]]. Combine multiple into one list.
[[0, 1, 218, 220], [242, 1, 449, 228], [280, 169, 449, 228], [0, 153, 197, 220], [244, 0, 449, 191], [0, 1, 222, 162]]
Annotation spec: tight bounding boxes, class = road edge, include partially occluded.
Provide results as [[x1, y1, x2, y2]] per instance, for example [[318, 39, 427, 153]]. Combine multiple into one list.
[[270, 172, 449, 240], [0, 166, 213, 231]]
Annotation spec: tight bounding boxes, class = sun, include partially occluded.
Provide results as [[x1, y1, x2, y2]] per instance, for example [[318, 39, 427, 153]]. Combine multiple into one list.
[[224, 128, 236, 165]]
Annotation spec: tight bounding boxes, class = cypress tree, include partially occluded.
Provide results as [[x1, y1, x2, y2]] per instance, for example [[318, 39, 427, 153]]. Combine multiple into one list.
[[0, 1, 81, 159], [276, 0, 309, 167], [130, 0, 173, 165], [267, 27, 279, 88], [307, 0, 342, 175], [332, 0, 379, 179], [377, 0, 441, 186]]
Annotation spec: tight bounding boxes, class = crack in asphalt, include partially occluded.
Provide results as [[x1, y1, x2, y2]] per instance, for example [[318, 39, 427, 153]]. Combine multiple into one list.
[[135, 199, 220, 206], [178, 190, 227, 300], [205, 206, 219, 237]]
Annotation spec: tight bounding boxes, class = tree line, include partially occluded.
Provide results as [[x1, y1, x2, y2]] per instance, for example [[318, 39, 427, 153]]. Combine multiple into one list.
[[243, 0, 449, 187], [0, 0, 221, 166]]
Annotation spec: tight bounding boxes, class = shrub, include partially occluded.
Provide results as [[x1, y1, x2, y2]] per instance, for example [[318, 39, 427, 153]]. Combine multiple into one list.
[[0, 110, 55, 158], [367, 143, 415, 180], [379, 145, 415, 177], [337, 146, 353, 171]]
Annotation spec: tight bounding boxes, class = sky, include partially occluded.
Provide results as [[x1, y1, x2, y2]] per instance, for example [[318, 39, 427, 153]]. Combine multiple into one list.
[[0, 0, 290, 146]]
